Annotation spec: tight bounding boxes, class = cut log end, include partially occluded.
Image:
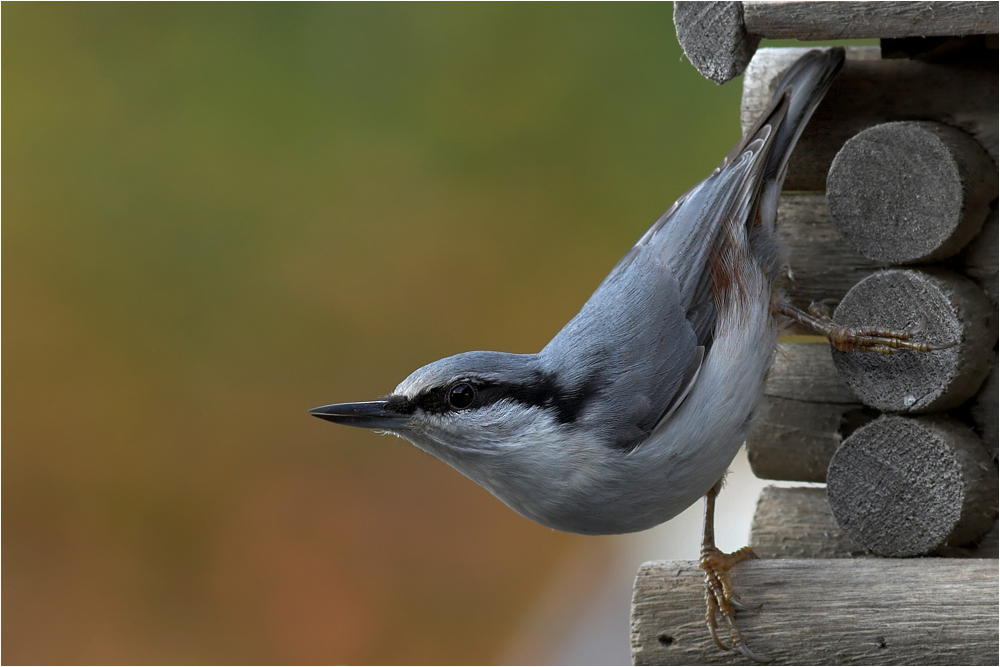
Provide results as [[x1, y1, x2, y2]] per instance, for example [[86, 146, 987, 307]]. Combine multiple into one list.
[[673, 1, 759, 85], [827, 121, 997, 264], [831, 268, 995, 413], [826, 415, 998, 557]]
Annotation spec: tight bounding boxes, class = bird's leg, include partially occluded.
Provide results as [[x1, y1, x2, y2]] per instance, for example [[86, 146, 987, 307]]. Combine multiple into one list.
[[700, 479, 768, 663], [772, 298, 954, 354]]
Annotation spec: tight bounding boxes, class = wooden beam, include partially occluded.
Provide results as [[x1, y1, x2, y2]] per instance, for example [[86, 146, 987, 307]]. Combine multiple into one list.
[[741, 47, 998, 191], [954, 204, 999, 307], [673, 2, 760, 85], [773, 193, 885, 308], [744, 1, 1000, 40], [749, 486, 868, 558], [673, 2, 999, 84], [631, 559, 1000, 665], [750, 485, 999, 559], [747, 343, 871, 483]]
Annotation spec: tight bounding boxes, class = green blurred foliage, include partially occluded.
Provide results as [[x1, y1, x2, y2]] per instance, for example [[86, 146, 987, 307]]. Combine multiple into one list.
[[3, 3, 742, 663]]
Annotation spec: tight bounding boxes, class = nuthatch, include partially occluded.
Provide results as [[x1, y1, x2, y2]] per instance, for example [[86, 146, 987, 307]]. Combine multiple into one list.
[[311, 47, 939, 660]]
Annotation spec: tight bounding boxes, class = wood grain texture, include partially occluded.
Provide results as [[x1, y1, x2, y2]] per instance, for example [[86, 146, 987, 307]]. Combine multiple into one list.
[[969, 362, 998, 458], [763, 341, 857, 404], [744, 1, 1000, 40], [631, 559, 999, 666], [748, 397, 872, 482], [778, 194, 997, 309], [953, 203, 999, 307], [831, 269, 995, 413], [827, 415, 998, 557], [750, 486, 868, 558], [674, 2, 759, 84], [826, 121, 997, 264], [747, 343, 874, 482], [775, 194, 887, 309], [750, 486, 999, 559], [741, 47, 998, 191], [672, 2, 998, 84]]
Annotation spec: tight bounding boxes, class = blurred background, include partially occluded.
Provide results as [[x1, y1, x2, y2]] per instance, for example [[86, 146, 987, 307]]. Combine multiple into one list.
[[4, 3, 765, 664]]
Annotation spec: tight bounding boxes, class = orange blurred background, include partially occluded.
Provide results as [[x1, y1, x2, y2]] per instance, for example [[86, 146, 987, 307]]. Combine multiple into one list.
[[3, 3, 746, 663]]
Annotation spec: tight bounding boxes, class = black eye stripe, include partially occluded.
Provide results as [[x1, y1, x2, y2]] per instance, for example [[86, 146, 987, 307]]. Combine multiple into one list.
[[399, 372, 600, 424]]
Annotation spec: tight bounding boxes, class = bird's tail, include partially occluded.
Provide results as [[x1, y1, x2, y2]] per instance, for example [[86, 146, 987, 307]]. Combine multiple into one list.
[[761, 47, 845, 190]]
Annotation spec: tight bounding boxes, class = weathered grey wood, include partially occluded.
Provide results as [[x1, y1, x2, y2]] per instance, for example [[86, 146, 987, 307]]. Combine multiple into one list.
[[831, 269, 995, 413], [741, 47, 998, 191], [969, 362, 998, 458], [827, 121, 997, 264], [744, 1, 1000, 40], [672, 2, 999, 84], [631, 559, 999, 665], [777, 194, 998, 309], [775, 193, 887, 308], [953, 203, 999, 306], [747, 342, 873, 482], [764, 341, 858, 404], [674, 2, 760, 85], [749, 486, 869, 558], [827, 415, 998, 557], [749, 486, 999, 559], [748, 397, 874, 483]]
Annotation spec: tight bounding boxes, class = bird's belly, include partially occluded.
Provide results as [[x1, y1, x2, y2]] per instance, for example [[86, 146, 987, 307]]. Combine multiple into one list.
[[498, 299, 776, 535]]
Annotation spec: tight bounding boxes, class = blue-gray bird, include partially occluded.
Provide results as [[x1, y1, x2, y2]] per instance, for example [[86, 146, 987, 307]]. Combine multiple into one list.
[[310, 47, 936, 659]]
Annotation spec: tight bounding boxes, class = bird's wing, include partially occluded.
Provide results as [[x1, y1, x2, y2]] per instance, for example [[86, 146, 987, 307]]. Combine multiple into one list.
[[545, 50, 844, 452], [541, 243, 701, 451], [542, 109, 786, 452]]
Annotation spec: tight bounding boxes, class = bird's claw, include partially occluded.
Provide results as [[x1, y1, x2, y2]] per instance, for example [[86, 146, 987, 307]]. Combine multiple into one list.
[[776, 301, 955, 354], [806, 300, 837, 320], [729, 594, 762, 612], [701, 546, 770, 663]]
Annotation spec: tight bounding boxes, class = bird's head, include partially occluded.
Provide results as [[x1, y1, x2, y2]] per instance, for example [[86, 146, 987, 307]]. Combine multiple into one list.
[[309, 351, 580, 469]]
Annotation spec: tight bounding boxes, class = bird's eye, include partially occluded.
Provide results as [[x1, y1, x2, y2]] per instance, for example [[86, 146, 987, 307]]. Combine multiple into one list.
[[448, 383, 476, 410]]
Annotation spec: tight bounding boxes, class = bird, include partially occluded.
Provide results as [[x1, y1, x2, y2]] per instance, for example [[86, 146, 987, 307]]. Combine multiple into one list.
[[309, 47, 942, 660]]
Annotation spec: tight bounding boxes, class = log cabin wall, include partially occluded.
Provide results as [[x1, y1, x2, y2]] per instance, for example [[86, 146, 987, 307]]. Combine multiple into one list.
[[632, 3, 998, 664]]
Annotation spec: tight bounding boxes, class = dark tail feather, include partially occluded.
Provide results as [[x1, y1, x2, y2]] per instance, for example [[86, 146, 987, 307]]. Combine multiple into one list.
[[765, 47, 845, 188]]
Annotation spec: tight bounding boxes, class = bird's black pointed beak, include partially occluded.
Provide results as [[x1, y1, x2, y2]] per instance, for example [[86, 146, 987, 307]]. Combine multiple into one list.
[[308, 400, 408, 429]]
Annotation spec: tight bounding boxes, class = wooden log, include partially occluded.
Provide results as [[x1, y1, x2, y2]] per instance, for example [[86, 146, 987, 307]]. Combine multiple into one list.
[[749, 486, 998, 559], [968, 362, 998, 458], [952, 202, 999, 307], [775, 194, 998, 308], [826, 121, 997, 264], [741, 47, 998, 191], [830, 268, 995, 413], [826, 415, 998, 557], [774, 193, 886, 307], [744, 1, 1000, 40], [762, 341, 857, 405], [673, 2, 760, 85], [749, 397, 874, 483], [749, 486, 869, 558], [631, 559, 999, 666], [747, 342, 875, 482], [673, 2, 999, 84]]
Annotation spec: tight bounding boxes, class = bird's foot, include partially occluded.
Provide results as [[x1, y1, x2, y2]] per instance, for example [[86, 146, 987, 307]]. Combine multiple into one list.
[[774, 300, 955, 354], [700, 545, 769, 663]]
